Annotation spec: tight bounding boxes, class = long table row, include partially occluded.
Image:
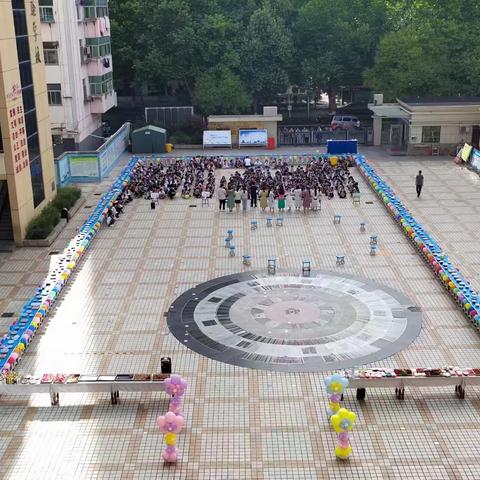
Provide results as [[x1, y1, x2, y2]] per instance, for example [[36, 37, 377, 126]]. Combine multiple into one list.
[[0, 378, 168, 405]]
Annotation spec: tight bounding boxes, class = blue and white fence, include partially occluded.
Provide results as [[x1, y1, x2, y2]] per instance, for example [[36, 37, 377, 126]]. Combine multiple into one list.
[[55, 123, 131, 187]]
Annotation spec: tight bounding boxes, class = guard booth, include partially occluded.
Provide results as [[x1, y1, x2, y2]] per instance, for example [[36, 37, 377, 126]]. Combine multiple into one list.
[[131, 125, 167, 154]]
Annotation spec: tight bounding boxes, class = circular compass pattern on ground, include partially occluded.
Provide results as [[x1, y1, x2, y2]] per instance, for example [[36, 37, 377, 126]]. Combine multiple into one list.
[[167, 271, 422, 372]]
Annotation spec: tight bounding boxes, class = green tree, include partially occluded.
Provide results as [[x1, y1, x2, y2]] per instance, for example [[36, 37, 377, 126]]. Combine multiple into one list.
[[365, 13, 480, 99], [193, 67, 252, 114], [363, 29, 436, 100], [109, 0, 142, 92], [241, 7, 294, 108], [296, 0, 387, 111]]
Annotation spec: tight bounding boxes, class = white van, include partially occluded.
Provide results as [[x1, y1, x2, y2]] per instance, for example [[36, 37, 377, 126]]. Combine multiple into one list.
[[331, 115, 361, 130]]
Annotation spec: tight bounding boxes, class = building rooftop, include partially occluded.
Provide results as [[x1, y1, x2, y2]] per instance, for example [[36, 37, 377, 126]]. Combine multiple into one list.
[[132, 125, 167, 134], [368, 103, 410, 118], [399, 96, 480, 106]]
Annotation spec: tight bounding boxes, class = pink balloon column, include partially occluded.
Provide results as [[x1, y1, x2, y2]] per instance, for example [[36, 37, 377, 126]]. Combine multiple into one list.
[[157, 375, 188, 463]]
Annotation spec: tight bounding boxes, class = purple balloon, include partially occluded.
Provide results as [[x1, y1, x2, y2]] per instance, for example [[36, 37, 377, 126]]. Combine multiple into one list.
[[338, 432, 349, 443], [330, 393, 341, 403]]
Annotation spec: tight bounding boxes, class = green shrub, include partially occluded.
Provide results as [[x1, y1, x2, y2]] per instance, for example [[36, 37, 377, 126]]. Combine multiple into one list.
[[25, 187, 81, 240], [52, 187, 81, 211], [26, 205, 60, 240]]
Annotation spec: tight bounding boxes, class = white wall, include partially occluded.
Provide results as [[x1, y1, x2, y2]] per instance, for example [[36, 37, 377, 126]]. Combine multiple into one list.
[[440, 125, 472, 144]]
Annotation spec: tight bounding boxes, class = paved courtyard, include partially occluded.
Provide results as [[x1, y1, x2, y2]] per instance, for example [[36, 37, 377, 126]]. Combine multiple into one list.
[[1, 149, 480, 479]]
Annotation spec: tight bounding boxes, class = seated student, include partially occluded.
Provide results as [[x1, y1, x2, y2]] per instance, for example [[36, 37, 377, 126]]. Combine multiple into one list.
[[106, 209, 115, 226], [113, 201, 123, 214]]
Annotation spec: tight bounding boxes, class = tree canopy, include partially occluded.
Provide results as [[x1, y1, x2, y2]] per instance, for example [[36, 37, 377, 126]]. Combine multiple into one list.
[[109, 0, 480, 113]]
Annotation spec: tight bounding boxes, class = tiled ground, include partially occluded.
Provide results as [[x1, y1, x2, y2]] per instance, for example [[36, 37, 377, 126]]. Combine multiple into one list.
[[1, 149, 480, 479]]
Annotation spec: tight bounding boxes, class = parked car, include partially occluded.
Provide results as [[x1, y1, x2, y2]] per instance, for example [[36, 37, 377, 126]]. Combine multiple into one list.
[[331, 115, 360, 130]]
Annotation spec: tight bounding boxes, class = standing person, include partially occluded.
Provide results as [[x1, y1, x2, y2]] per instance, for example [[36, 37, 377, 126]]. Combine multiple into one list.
[[277, 185, 286, 213], [244, 156, 252, 168], [294, 187, 302, 211], [415, 170, 424, 198], [259, 188, 268, 212], [218, 185, 226, 210], [235, 188, 242, 212], [249, 183, 258, 208], [241, 189, 248, 212], [302, 188, 312, 212], [268, 190, 275, 213], [285, 189, 294, 212], [312, 189, 320, 211], [227, 187, 236, 212]]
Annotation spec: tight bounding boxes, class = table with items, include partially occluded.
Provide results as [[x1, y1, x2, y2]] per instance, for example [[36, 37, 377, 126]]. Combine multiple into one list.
[[0, 372, 171, 405], [343, 367, 480, 400]]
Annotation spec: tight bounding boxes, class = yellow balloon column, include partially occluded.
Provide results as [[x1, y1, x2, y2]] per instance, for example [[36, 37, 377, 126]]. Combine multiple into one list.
[[330, 408, 357, 459], [325, 374, 357, 459]]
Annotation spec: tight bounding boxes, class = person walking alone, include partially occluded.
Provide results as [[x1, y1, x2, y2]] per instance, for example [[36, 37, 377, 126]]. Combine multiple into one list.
[[415, 170, 424, 198]]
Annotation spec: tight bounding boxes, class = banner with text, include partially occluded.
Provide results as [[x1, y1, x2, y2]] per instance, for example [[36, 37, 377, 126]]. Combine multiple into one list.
[[239, 129, 268, 146], [203, 130, 232, 146]]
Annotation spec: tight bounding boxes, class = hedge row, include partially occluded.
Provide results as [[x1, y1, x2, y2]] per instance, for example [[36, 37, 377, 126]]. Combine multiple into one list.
[[25, 187, 82, 240]]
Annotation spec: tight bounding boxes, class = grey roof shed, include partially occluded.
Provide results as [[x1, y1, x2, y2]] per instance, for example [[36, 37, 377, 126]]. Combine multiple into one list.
[[131, 125, 167, 154]]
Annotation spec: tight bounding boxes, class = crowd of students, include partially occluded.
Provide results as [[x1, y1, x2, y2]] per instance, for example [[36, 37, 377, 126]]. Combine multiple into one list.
[[217, 156, 359, 213], [127, 158, 216, 202], [105, 155, 359, 224]]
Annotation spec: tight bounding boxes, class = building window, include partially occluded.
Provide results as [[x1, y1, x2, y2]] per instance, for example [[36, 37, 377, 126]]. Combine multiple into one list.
[[43, 42, 58, 65], [47, 83, 62, 105], [39, 0, 54, 23], [422, 126, 441, 143], [84, 0, 109, 19], [96, 6, 108, 17], [89, 72, 113, 96], [85, 37, 111, 58]]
